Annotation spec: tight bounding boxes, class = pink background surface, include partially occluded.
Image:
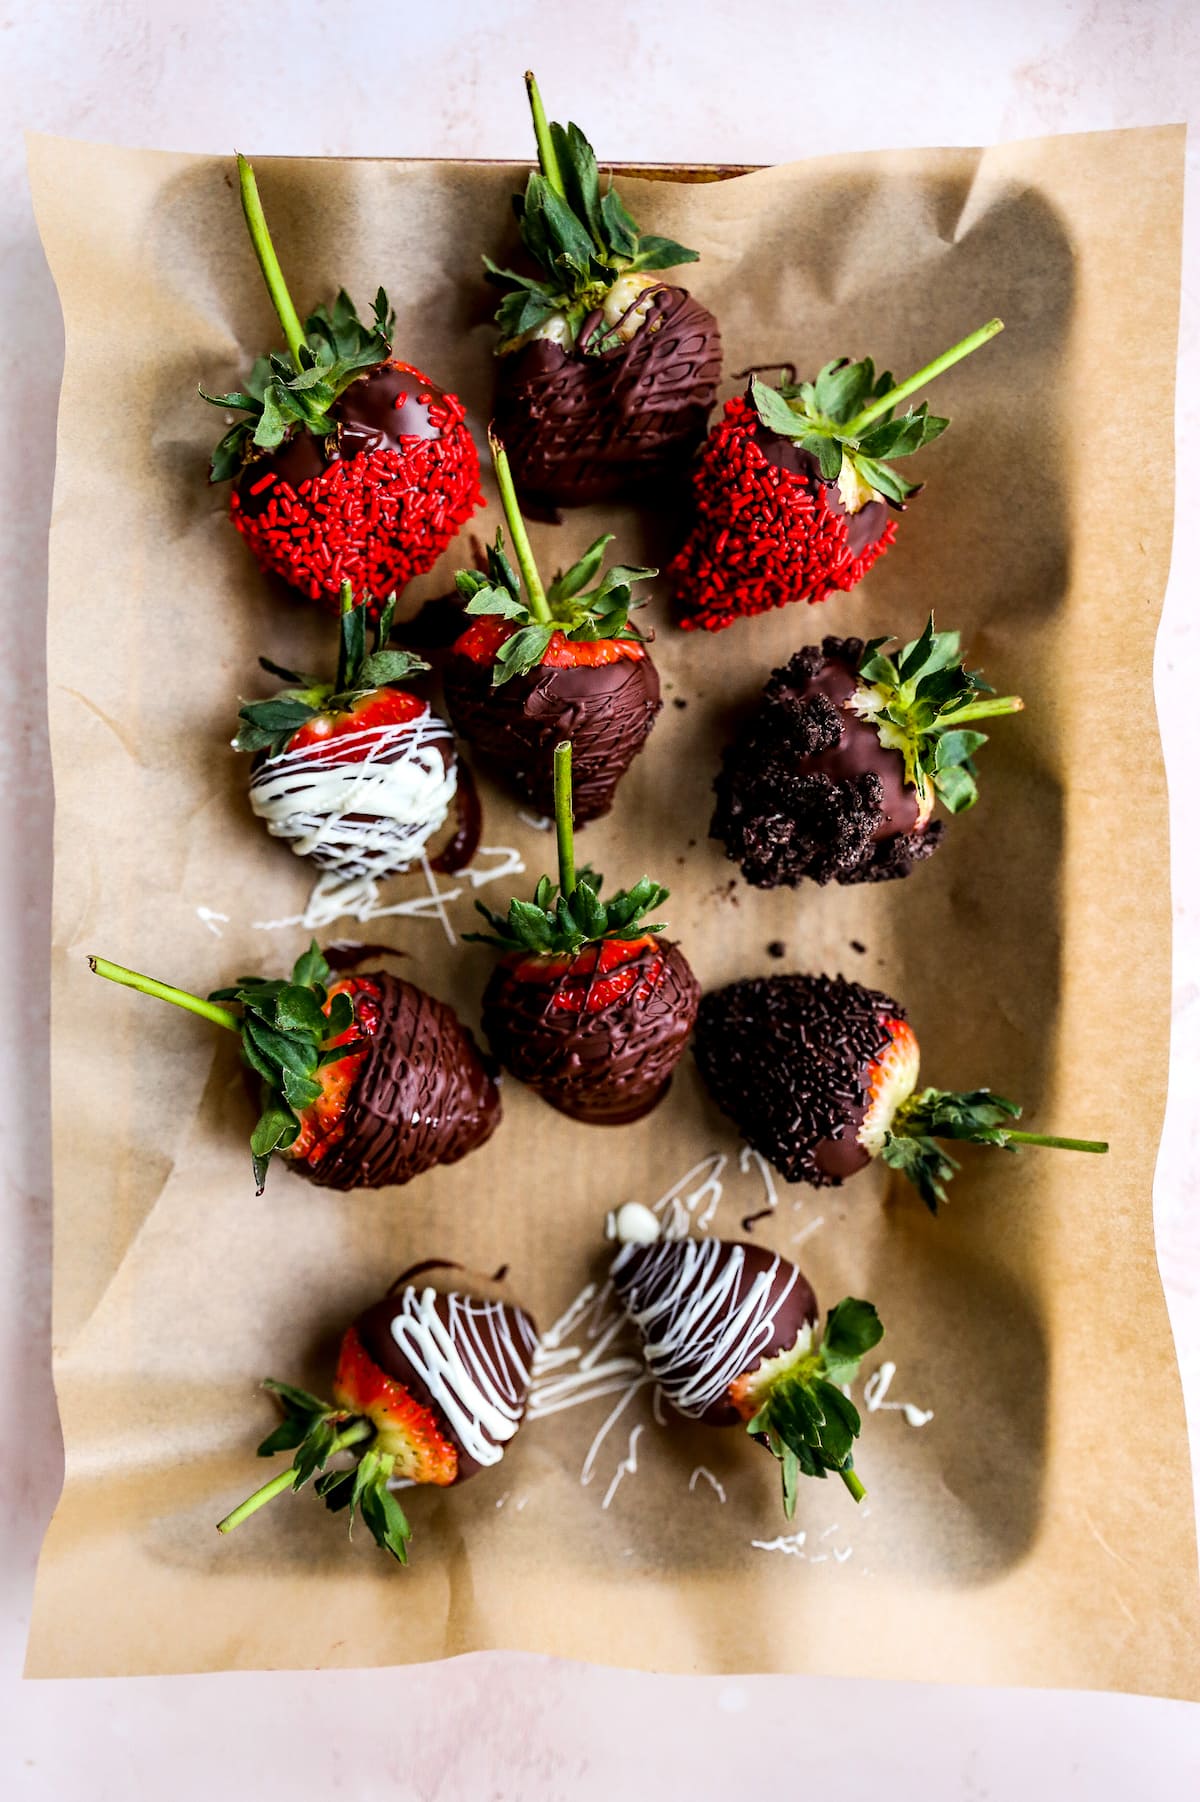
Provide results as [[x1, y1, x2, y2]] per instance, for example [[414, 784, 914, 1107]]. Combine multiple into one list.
[[2, 0, 1197, 1791]]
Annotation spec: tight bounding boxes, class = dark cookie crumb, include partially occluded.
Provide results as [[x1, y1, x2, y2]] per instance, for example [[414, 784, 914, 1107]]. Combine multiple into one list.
[[766, 940, 786, 959]]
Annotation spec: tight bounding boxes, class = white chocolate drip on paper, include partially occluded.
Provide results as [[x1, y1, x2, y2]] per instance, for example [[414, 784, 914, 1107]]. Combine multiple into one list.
[[386, 1287, 538, 1470], [248, 845, 526, 941], [863, 1359, 934, 1428]]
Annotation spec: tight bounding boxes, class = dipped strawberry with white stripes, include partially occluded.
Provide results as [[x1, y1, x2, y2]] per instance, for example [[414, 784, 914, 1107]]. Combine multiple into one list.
[[693, 972, 1108, 1209], [608, 1204, 882, 1512], [216, 1272, 539, 1563]]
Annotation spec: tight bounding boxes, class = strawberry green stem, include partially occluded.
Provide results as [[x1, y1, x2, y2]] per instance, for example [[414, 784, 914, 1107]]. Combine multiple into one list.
[[933, 694, 1024, 729], [216, 1418, 373, 1535], [488, 430, 552, 624], [839, 1467, 866, 1504], [844, 319, 1004, 438], [554, 740, 577, 897], [88, 956, 241, 1035], [525, 72, 565, 199], [1003, 1131, 1109, 1154], [237, 153, 307, 371]]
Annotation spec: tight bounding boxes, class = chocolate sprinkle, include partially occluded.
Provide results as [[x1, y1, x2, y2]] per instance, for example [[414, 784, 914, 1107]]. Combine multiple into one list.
[[711, 636, 944, 887], [693, 972, 901, 1186]]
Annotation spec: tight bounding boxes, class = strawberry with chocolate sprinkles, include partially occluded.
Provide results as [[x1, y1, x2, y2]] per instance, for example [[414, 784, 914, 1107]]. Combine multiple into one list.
[[670, 320, 1003, 631], [202, 156, 481, 613]]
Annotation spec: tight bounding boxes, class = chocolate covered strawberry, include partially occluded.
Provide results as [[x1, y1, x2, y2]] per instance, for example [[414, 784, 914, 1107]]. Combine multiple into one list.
[[234, 582, 478, 885], [670, 320, 1003, 631], [88, 941, 499, 1193], [608, 1204, 882, 1511], [485, 73, 722, 509], [469, 742, 699, 1123], [693, 972, 1107, 1209], [216, 1272, 539, 1563], [442, 433, 661, 821], [712, 620, 1023, 886], [202, 155, 481, 612]]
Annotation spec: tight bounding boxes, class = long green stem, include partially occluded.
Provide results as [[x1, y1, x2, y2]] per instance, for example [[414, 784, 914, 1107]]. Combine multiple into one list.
[[935, 695, 1025, 728], [216, 1419, 373, 1535], [554, 741, 577, 898], [88, 957, 241, 1034], [839, 1467, 866, 1504], [488, 430, 552, 624], [525, 72, 565, 197], [844, 318, 1004, 437], [1003, 1131, 1109, 1154], [237, 153, 307, 369]]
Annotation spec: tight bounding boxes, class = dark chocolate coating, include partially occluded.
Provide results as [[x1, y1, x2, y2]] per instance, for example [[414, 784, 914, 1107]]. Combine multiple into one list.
[[494, 286, 722, 509], [352, 1287, 538, 1482], [612, 1235, 819, 1425], [443, 649, 661, 823], [752, 425, 892, 559], [481, 940, 700, 1124], [693, 972, 901, 1186], [235, 361, 446, 516], [711, 637, 944, 888], [300, 971, 500, 1190]]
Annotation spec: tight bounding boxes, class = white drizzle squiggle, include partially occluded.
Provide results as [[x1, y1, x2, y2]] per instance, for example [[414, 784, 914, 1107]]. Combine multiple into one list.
[[388, 1287, 538, 1469]]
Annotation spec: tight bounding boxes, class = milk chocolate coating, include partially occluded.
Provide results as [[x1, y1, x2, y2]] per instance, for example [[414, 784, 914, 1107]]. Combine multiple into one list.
[[694, 972, 901, 1186], [712, 637, 944, 887], [494, 286, 722, 509], [300, 971, 500, 1190], [482, 940, 700, 1124], [353, 1287, 538, 1481], [443, 649, 661, 823], [612, 1236, 818, 1426], [234, 360, 447, 515]]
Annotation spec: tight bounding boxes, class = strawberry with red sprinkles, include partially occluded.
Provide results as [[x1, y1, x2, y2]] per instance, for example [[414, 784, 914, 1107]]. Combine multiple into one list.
[[203, 156, 481, 614], [670, 320, 1004, 631]]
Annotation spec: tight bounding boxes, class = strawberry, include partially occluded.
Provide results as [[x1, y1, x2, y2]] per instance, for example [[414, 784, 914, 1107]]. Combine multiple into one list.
[[485, 74, 722, 510], [202, 156, 481, 613], [608, 1205, 883, 1513], [469, 742, 699, 1123], [216, 1277, 539, 1564], [712, 621, 1023, 887], [88, 940, 500, 1193], [693, 971, 1108, 1209], [669, 321, 1003, 631], [442, 433, 661, 822], [233, 584, 475, 882]]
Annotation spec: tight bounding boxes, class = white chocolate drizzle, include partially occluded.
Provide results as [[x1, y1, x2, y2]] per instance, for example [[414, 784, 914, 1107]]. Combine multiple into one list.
[[247, 845, 526, 942], [387, 1286, 538, 1469], [863, 1360, 934, 1428], [689, 1466, 727, 1503]]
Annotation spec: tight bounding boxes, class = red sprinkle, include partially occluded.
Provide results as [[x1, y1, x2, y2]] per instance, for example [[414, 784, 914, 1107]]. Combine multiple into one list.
[[248, 472, 276, 496]]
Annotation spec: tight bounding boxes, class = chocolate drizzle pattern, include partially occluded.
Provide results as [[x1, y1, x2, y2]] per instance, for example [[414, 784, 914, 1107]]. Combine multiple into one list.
[[712, 637, 943, 887], [494, 286, 723, 508], [481, 940, 700, 1124], [353, 1286, 539, 1481], [693, 973, 901, 1185], [443, 650, 661, 823], [301, 971, 500, 1190], [612, 1235, 818, 1425]]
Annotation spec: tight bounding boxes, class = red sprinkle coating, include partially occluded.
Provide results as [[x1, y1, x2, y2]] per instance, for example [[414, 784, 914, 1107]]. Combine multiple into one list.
[[230, 392, 482, 615], [668, 395, 898, 632]]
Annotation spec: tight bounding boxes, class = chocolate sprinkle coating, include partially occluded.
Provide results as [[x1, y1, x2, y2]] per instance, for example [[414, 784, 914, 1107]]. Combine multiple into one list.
[[301, 971, 500, 1190], [493, 286, 722, 509], [711, 636, 944, 887], [482, 941, 700, 1124], [443, 650, 661, 823], [693, 972, 901, 1186]]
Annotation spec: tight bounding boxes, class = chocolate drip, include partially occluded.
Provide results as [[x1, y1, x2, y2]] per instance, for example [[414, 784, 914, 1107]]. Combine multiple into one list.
[[443, 651, 661, 823], [612, 1235, 818, 1425], [353, 1287, 538, 1482], [234, 360, 448, 517], [300, 971, 500, 1190], [482, 940, 699, 1124], [429, 756, 482, 873], [711, 637, 943, 888], [693, 972, 901, 1187], [494, 286, 723, 509]]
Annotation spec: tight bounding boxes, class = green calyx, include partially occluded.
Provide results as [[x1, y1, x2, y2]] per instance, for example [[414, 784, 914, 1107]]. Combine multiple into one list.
[[484, 71, 699, 351], [849, 615, 1024, 817], [215, 1379, 411, 1564], [749, 318, 1003, 506], [233, 583, 429, 757], [747, 1298, 884, 1516], [468, 740, 669, 957], [882, 1088, 1110, 1213]]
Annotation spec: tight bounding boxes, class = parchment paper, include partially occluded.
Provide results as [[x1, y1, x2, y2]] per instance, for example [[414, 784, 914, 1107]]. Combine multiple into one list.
[[24, 126, 1198, 1694]]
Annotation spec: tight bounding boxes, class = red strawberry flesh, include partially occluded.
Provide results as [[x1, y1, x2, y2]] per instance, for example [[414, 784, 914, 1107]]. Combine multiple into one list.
[[332, 1323, 459, 1485]]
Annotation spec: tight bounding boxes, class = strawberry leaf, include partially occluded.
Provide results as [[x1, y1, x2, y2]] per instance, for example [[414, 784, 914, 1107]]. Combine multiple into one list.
[[467, 871, 669, 958], [747, 1298, 882, 1517]]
